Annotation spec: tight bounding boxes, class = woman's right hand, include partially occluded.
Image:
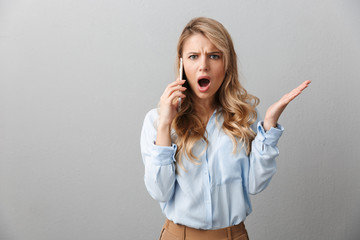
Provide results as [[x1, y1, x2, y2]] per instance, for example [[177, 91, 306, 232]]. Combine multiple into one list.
[[156, 79, 186, 146], [158, 79, 187, 128]]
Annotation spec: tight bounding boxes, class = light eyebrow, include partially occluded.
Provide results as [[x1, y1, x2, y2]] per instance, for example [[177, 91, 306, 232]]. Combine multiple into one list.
[[186, 51, 222, 55], [208, 51, 222, 55], [186, 52, 198, 55]]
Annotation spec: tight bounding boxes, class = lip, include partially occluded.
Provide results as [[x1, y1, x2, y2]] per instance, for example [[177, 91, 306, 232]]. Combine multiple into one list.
[[197, 76, 211, 92]]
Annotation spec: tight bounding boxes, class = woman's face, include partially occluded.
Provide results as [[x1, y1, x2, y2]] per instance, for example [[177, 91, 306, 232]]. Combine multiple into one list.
[[182, 33, 225, 106]]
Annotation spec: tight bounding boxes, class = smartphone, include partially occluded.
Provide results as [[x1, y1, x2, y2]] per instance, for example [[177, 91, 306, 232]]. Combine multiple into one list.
[[177, 58, 183, 112]]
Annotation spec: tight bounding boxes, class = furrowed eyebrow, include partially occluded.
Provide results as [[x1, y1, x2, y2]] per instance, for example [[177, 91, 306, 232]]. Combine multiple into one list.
[[186, 52, 198, 55], [208, 51, 222, 55], [186, 51, 222, 55]]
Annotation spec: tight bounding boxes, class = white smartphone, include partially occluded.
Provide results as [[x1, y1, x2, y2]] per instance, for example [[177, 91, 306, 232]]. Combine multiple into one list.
[[177, 58, 183, 112]]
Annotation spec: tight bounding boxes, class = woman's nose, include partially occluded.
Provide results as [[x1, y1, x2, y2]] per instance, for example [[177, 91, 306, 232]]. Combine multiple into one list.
[[199, 56, 209, 72]]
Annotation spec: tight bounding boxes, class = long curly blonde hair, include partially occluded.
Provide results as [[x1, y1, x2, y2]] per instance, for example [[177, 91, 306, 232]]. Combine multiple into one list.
[[172, 17, 259, 171]]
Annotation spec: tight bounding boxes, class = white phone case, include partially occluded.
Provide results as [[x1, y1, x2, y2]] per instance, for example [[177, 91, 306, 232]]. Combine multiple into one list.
[[178, 58, 183, 112]]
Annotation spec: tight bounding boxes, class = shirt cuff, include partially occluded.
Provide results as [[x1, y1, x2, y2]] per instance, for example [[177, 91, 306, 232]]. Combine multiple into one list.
[[151, 142, 177, 166], [256, 121, 284, 146]]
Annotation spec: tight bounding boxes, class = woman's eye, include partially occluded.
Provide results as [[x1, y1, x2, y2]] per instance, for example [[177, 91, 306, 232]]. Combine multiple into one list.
[[210, 55, 220, 59], [189, 55, 197, 60]]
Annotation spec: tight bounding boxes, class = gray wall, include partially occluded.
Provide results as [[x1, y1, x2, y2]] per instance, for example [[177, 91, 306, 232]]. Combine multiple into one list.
[[0, 0, 359, 239]]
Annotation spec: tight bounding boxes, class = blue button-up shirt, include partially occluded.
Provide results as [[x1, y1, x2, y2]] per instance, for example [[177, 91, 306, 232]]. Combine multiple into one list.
[[140, 108, 284, 230]]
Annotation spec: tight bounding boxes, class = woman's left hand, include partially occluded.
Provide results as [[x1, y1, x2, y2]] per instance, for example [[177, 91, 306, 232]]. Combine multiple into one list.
[[263, 80, 311, 131]]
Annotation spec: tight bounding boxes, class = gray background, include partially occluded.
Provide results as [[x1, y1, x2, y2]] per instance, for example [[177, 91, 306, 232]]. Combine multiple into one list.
[[0, 0, 359, 239]]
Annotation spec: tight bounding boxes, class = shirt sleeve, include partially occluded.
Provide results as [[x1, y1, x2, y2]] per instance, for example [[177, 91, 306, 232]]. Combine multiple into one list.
[[140, 109, 177, 202], [248, 120, 284, 194]]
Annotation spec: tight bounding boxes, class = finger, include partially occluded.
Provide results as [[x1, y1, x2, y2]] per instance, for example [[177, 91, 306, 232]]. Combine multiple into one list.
[[281, 80, 311, 103], [169, 91, 186, 105], [295, 80, 311, 92], [162, 85, 187, 97], [162, 84, 186, 99], [168, 79, 186, 88], [164, 86, 187, 99], [283, 91, 301, 104], [164, 79, 185, 92], [291, 80, 311, 97], [170, 90, 186, 100]]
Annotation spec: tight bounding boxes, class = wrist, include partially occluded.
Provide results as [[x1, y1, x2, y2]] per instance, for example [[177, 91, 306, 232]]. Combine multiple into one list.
[[263, 118, 277, 132], [156, 122, 172, 147], [157, 121, 172, 131]]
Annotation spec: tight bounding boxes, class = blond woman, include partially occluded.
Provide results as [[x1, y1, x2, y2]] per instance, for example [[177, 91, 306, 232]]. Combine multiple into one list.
[[141, 17, 310, 240]]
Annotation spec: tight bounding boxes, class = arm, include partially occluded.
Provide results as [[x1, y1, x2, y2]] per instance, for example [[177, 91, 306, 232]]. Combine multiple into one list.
[[248, 121, 283, 194], [248, 80, 311, 194], [140, 110, 177, 202], [140, 79, 187, 202]]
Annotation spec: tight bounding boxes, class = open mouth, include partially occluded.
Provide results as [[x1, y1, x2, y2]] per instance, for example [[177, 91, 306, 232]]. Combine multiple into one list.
[[197, 77, 211, 92], [198, 78, 210, 87]]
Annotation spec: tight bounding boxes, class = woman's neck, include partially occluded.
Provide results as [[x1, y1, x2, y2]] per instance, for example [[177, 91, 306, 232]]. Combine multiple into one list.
[[193, 100, 217, 126]]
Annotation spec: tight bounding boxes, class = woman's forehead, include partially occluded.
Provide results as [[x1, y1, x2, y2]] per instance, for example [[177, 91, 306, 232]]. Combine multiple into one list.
[[182, 33, 221, 53]]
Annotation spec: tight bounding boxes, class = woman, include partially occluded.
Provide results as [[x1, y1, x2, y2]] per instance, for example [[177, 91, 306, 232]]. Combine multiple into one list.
[[140, 17, 310, 240]]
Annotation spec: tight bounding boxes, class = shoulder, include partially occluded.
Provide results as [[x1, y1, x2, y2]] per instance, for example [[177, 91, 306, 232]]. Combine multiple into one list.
[[144, 108, 159, 121], [141, 108, 160, 141], [142, 108, 160, 131]]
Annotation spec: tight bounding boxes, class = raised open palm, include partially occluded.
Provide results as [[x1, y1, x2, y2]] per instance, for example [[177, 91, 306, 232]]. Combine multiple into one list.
[[263, 80, 311, 131]]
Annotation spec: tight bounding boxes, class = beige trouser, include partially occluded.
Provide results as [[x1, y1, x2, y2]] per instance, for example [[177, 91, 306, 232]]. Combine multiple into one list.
[[159, 219, 249, 240]]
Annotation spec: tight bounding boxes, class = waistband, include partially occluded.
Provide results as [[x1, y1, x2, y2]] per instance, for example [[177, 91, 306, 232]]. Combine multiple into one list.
[[163, 219, 247, 239]]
